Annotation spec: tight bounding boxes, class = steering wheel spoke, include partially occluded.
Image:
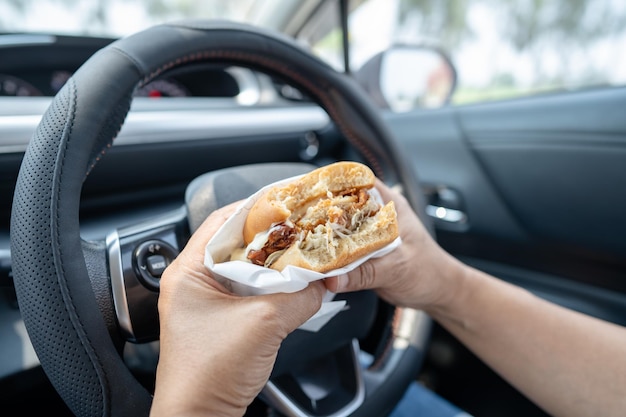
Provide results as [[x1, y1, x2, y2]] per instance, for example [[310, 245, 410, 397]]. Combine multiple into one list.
[[264, 305, 431, 417], [263, 339, 366, 416], [106, 207, 187, 342]]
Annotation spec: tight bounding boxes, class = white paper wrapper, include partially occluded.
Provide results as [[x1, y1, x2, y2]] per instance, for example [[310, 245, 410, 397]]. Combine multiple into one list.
[[204, 175, 401, 332]]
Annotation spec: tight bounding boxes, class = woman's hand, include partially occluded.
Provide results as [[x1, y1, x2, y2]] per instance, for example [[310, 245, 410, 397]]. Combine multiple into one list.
[[151, 202, 325, 417], [325, 181, 466, 314]]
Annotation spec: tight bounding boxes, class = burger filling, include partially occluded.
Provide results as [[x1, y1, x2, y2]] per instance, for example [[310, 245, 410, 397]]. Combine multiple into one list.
[[246, 222, 296, 266], [236, 188, 381, 267]]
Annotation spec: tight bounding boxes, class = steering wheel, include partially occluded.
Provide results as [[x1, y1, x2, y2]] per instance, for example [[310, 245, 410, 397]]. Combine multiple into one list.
[[10, 21, 432, 417]]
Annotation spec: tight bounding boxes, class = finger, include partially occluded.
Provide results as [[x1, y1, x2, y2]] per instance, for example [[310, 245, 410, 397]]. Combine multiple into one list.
[[164, 200, 242, 287], [374, 179, 392, 200], [324, 274, 346, 293], [185, 201, 242, 253], [375, 179, 400, 202], [325, 257, 379, 293], [375, 180, 413, 211]]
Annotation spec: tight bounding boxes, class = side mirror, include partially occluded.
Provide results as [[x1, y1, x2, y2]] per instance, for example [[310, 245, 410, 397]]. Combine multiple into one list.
[[355, 44, 457, 111]]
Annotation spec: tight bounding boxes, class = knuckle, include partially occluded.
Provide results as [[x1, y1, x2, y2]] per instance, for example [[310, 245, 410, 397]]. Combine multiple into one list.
[[355, 261, 377, 290], [252, 299, 281, 323], [251, 299, 293, 337]]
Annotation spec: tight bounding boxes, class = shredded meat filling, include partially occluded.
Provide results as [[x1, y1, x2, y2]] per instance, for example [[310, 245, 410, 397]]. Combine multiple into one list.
[[327, 206, 348, 227], [246, 189, 376, 265], [300, 188, 374, 232], [354, 188, 370, 210], [247, 223, 296, 266], [337, 188, 370, 209]]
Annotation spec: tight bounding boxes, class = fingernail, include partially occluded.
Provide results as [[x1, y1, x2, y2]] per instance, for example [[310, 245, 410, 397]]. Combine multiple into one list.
[[336, 274, 349, 292]]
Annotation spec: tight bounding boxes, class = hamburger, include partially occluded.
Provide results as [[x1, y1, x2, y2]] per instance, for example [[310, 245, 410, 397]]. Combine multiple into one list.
[[229, 161, 399, 272]]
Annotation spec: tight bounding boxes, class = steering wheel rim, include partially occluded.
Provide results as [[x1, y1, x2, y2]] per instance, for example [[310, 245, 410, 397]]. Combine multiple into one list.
[[10, 20, 432, 416]]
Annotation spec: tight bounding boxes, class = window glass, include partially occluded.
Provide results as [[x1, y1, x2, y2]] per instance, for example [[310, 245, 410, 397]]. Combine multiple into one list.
[[296, 1, 345, 72], [309, 0, 626, 105]]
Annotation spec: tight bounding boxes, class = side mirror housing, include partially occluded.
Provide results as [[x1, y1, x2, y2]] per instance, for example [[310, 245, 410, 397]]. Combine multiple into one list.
[[356, 44, 457, 111]]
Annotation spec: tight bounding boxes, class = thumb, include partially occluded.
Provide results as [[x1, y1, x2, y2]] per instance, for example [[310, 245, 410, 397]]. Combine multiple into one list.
[[263, 280, 326, 335]]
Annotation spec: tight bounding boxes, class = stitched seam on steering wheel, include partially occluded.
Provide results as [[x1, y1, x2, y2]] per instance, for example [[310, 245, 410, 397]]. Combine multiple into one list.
[[53, 78, 111, 414], [369, 307, 403, 372], [84, 106, 125, 179], [141, 50, 385, 178], [83, 46, 143, 179]]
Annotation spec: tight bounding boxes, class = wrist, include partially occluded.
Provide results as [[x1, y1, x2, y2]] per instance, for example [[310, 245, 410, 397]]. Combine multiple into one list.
[[420, 249, 475, 320], [151, 369, 247, 417], [151, 394, 246, 417]]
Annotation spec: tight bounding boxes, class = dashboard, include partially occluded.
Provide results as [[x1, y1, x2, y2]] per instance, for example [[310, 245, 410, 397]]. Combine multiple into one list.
[[0, 34, 112, 96], [0, 33, 305, 101], [0, 65, 240, 98]]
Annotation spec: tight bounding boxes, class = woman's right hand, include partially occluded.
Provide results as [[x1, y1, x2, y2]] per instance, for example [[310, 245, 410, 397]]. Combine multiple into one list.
[[325, 181, 467, 314]]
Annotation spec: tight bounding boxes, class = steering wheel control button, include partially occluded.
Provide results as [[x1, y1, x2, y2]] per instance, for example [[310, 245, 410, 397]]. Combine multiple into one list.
[[134, 240, 178, 290], [146, 254, 167, 277]]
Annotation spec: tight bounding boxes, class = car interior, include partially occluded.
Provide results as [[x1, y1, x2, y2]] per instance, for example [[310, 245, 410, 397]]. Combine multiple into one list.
[[1, 1, 626, 416]]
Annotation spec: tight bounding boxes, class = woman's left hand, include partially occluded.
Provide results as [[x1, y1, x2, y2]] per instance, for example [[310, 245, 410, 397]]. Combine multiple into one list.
[[151, 202, 325, 417]]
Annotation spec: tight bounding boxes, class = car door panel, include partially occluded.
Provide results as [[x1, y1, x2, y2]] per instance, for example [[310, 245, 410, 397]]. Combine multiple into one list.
[[386, 86, 626, 305], [384, 110, 528, 241], [461, 256, 626, 326], [460, 87, 626, 256]]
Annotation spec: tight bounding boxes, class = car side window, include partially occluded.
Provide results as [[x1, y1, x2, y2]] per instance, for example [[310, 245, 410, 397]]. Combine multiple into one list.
[[304, 0, 626, 107]]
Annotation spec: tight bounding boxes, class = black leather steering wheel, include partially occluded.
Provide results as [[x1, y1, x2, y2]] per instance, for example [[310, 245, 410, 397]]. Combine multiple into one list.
[[10, 20, 432, 417]]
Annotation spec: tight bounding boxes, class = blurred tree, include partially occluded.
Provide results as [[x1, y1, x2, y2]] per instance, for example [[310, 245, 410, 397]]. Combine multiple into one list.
[[491, 72, 515, 88], [397, 0, 626, 51], [396, 0, 473, 49], [5, 0, 25, 12], [395, 0, 626, 86], [0, 0, 255, 33], [498, 0, 625, 51], [0, 0, 108, 32], [495, 0, 626, 83]]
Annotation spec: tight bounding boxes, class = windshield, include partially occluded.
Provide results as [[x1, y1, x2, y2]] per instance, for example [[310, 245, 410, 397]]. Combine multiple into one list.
[[2, 0, 625, 106], [0, 0, 284, 37]]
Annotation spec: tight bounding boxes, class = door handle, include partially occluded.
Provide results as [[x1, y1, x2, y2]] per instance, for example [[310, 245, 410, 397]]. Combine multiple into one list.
[[426, 204, 467, 224], [423, 185, 468, 230]]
